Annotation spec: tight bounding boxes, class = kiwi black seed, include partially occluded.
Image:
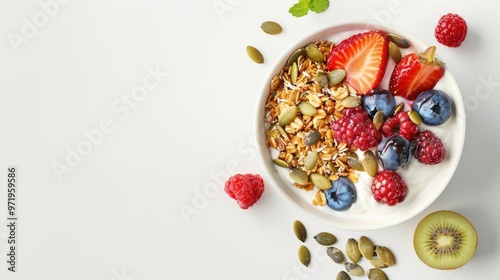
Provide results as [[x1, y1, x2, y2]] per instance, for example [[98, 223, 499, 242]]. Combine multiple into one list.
[[413, 210, 478, 270]]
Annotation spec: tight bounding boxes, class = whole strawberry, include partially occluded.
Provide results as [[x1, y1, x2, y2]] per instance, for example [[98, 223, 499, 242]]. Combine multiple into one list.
[[414, 130, 446, 165], [225, 174, 264, 209], [435, 13, 468, 48], [371, 170, 407, 206]]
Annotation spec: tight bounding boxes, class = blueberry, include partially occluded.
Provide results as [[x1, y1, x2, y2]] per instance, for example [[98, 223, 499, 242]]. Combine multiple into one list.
[[362, 89, 396, 119], [376, 135, 417, 171], [412, 89, 452, 126], [323, 177, 357, 211]]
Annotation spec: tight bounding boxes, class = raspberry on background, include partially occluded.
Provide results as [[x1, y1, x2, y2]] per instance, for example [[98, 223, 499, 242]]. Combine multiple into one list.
[[435, 13, 468, 47], [224, 174, 265, 209]]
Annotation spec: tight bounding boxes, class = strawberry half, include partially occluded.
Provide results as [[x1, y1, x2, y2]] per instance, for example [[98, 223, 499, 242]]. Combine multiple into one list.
[[389, 46, 445, 100], [327, 30, 389, 95]]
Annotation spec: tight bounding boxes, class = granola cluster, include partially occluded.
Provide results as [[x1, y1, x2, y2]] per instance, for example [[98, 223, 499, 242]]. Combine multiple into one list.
[[264, 41, 360, 206]]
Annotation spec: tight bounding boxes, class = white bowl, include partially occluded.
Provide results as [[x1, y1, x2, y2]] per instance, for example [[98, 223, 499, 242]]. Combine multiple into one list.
[[254, 22, 466, 230]]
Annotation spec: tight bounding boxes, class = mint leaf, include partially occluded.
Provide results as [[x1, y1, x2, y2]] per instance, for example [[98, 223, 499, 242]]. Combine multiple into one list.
[[289, 0, 310, 17], [308, 0, 330, 14]]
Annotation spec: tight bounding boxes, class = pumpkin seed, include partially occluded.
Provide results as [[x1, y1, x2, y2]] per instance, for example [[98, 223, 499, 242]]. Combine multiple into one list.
[[291, 62, 298, 85], [273, 158, 289, 168], [278, 106, 298, 126], [310, 173, 331, 190], [375, 246, 396, 266], [298, 245, 311, 267], [344, 262, 364, 277], [303, 130, 321, 146], [260, 21, 282, 35], [346, 238, 361, 263], [314, 232, 337, 246], [246, 46, 264, 64], [327, 247, 345, 264], [328, 69, 346, 85], [388, 41, 402, 62], [316, 70, 328, 88], [369, 257, 389, 269], [341, 95, 361, 108], [298, 101, 317, 116], [358, 236, 374, 260], [373, 110, 385, 130], [347, 156, 364, 172], [367, 268, 388, 280], [388, 32, 411, 48], [408, 110, 422, 125], [362, 150, 378, 177], [275, 124, 290, 141], [293, 220, 307, 242], [290, 168, 309, 185], [393, 103, 404, 115], [304, 151, 319, 171], [305, 44, 324, 62], [336, 271, 351, 280], [286, 48, 306, 66], [327, 161, 338, 173]]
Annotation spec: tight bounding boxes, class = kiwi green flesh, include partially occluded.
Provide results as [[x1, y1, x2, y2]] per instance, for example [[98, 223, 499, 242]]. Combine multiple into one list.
[[413, 210, 478, 270]]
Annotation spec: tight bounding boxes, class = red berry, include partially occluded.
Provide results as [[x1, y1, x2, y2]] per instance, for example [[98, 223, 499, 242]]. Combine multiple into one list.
[[381, 111, 419, 141], [414, 130, 446, 165], [435, 13, 468, 48], [224, 174, 264, 209], [330, 106, 382, 151], [371, 170, 407, 206]]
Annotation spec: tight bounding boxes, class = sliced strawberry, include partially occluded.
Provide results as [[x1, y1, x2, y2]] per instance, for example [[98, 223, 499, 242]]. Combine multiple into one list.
[[389, 46, 445, 100], [327, 30, 389, 95]]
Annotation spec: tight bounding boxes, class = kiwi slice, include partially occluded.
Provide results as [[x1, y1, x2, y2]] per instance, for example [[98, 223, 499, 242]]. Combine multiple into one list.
[[413, 210, 478, 270]]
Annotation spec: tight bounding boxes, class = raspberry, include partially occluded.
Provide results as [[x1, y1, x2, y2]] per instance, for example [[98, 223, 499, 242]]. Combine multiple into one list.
[[224, 174, 264, 209], [414, 130, 446, 165], [381, 111, 419, 141], [371, 170, 407, 206], [330, 106, 382, 151], [435, 13, 468, 47]]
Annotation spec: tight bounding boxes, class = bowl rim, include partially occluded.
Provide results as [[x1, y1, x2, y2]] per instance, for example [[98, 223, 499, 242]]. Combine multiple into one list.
[[254, 21, 466, 230]]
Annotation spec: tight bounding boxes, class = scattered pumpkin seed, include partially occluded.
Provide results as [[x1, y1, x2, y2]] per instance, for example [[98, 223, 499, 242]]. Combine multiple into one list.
[[388, 41, 402, 62], [303, 130, 321, 146], [347, 156, 365, 172], [316, 70, 328, 88], [327, 161, 338, 173], [304, 151, 319, 171], [305, 44, 324, 62], [367, 268, 388, 280], [286, 48, 306, 66], [290, 62, 298, 85], [375, 246, 396, 266], [362, 150, 378, 177], [290, 168, 309, 185], [273, 158, 289, 168], [328, 69, 346, 85], [408, 110, 422, 125], [341, 95, 361, 108], [346, 238, 361, 263], [293, 220, 307, 242], [387, 32, 411, 48], [314, 232, 337, 246], [327, 247, 345, 264], [278, 106, 298, 126], [373, 110, 385, 130], [344, 262, 364, 277], [358, 236, 374, 260], [275, 124, 290, 140], [310, 173, 331, 190], [298, 245, 311, 267], [246, 46, 264, 64], [393, 103, 405, 114], [336, 271, 351, 280], [369, 257, 389, 269], [260, 21, 282, 35], [298, 101, 317, 116]]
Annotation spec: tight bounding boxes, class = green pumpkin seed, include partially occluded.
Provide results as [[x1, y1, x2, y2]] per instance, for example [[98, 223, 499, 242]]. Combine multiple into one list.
[[316, 70, 328, 88], [246, 46, 264, 64], [373, 110, 385, 130], [408, 110, 422, 125], [336, 271, 351, 280], [328, 69, 346, 85], [273, 158, 289, 168], [344, 262, 364, 277], [287, 48, 306, 66], [388, 32, 411, 48], [369, 257, 389, 269], [328, 161, 338, 173], [278, 106, 298, 126], [358, 236, 374, 260], [327, 247, 345, 264], [375, 246, 396, 266], [341, 95, 361, 108], [367, 268, 388, 280], [305, 44, 324, 62], [260, 21, 282, 35], [393, 103, 404, 115], [275, 124, 290, 141], [290, 168, 309, 185], [298, 245, 311, 267], [304, 151, 319, 171], [293, 220, 307, 242], [303, 130, 321, 146], [314, 232, 337, 246], [310, 173, 331, 190], [388, 41, 402, 62], [347, 156, 365, 172], [290, 62, 298, 85], [346, 238, 361, 263], [298, 101, 317, 116], [362, 150, 378, 177]]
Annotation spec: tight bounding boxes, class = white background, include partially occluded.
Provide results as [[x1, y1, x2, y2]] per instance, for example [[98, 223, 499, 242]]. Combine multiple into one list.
[[1, 0, 499, 279]]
